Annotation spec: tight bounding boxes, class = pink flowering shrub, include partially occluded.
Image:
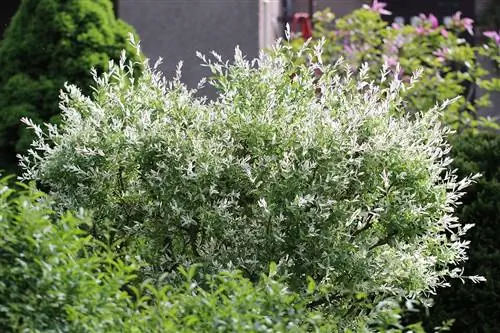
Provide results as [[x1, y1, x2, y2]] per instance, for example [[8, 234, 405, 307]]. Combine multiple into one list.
[[292, 1, 500, 129]]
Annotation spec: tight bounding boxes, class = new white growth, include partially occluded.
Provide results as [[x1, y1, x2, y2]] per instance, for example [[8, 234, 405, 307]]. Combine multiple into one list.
[[19, 37, 483, 328]]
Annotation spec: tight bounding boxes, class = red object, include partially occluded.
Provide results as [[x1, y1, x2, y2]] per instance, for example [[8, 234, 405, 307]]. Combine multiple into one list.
[[291, 12, 313, 39]]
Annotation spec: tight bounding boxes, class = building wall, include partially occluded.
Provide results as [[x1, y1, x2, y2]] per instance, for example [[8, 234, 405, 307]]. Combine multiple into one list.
[[259, 0, 281, 49], [119, 0, 259, 95]]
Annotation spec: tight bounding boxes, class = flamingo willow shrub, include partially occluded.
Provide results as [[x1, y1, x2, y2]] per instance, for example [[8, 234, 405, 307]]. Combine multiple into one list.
[[19, 37, 483, 327]]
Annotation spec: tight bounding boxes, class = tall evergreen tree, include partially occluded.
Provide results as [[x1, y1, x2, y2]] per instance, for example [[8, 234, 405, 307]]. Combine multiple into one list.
[[0, 0, 141, 173]]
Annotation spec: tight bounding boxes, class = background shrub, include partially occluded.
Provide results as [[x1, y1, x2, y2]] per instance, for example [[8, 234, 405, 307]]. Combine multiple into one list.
[[0, 0, 141, 173], [20, 38, 482, 329], [292, 4, 500, 130], [416, 131, 500, 332]]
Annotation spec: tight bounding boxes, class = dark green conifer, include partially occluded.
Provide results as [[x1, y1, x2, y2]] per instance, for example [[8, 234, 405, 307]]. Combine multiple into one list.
[[0, 0, 141, 172]]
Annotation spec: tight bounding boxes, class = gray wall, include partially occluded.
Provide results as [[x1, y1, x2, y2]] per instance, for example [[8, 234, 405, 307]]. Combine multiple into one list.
[[119, 0, 259, 96]]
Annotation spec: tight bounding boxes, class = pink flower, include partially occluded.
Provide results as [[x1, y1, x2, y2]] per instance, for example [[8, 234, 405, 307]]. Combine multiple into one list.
[[440, 29, 449, 38], [484, 30, 500, 45], [415, 13, 440, 35], [452, 11, 461, 21], [394, 35, 406, 48], [363, 0, 392, 16], [463, 18, 474, 35], [433, 48, 449, 62], [452, 11, 474, 35], [383, 55, 398, 67], [343, 41, 354, 54], [416, 26, 428, 35], [391, 22, 401, 30], [388, 43, 398, 53], [428, 14, 439, 29]]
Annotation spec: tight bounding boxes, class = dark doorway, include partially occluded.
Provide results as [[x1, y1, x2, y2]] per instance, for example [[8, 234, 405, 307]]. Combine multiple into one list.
[[0, 1, 21, 39]]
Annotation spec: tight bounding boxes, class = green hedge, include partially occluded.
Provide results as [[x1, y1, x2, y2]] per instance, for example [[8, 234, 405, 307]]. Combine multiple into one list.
[[421, 130, 500, 332], [0, 0, 141, 173], [0, 177, 135, 331]]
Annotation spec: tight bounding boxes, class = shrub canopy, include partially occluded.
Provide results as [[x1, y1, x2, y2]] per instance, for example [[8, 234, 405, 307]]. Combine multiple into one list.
[[20, 39, 482, 327]]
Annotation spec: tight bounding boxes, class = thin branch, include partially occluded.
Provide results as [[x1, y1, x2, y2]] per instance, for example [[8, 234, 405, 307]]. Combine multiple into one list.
[[369, 235, 391, 251], [306, 291, 343, 309], [352, 213, 374, 237], [352, 184, 393, 238]]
